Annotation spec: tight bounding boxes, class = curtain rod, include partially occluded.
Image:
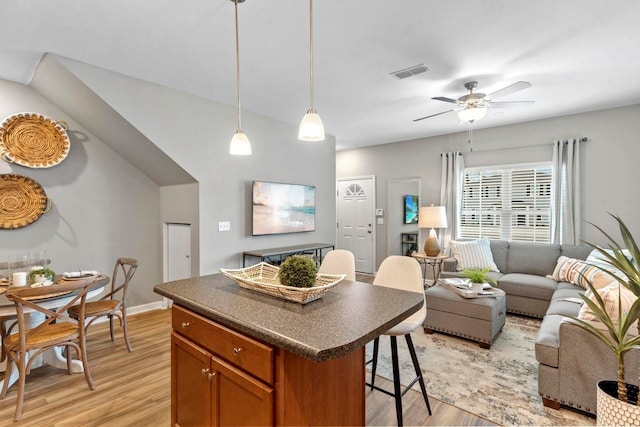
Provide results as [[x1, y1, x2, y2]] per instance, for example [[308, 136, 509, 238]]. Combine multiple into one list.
[[441, 137, 589, 155]]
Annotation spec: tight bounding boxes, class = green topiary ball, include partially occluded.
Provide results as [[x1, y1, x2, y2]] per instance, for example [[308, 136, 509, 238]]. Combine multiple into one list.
[[279, 255, 318, 288]]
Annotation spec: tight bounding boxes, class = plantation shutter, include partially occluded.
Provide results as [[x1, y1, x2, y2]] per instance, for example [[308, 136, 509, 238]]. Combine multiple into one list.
[[461, 163, 552, 243]]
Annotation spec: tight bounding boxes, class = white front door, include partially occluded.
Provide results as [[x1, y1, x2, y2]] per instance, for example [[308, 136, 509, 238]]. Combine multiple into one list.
[[167, 223, 191, 281], [337, 177, 375, 274]]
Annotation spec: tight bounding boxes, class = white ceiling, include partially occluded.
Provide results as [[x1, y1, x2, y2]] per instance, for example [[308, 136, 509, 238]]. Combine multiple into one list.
[[1, 0, 639, 151]]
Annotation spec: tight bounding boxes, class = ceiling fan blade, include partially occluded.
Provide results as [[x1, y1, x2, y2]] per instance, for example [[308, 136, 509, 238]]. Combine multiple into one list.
[[488, 101, 535, 109], [413, 109, 455, 122], [432, 96, 458, 104], [487, 81, 532, 99]]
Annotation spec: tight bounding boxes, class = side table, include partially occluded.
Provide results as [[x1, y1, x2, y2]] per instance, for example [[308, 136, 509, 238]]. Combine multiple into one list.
[[410, 253, 448, 287]]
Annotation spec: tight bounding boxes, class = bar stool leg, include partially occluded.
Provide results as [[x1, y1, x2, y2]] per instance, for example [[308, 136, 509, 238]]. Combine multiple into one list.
[[370, 337, 379, 390], [390, 336, 403, 427], [406, 334, 432, 415]]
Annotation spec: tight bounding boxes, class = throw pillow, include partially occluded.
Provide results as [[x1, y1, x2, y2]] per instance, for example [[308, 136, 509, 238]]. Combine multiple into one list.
[[585, 249, 631, 281], [449, 238, 499, 272], [551, 256, 616, 290], [578, 282, 638, 335]]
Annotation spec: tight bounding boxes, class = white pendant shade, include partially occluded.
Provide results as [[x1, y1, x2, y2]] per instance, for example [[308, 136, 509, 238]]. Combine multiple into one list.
[[298, 109, 325, 141], [229, 130, 252, 155], [458, 107, 487, 123]]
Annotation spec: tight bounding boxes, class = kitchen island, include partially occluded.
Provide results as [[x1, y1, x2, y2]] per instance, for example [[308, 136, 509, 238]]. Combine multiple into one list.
[[154, 273, 424, 426]]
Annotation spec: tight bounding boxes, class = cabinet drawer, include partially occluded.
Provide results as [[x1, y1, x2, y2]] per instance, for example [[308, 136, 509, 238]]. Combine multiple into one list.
[[172, 305, 274, 385]]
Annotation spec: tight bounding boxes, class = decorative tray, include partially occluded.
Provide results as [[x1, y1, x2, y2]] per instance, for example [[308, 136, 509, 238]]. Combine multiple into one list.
[[0, 174, 51, 229], [0, 112, 70, 168], [220, 262, 345, 304]]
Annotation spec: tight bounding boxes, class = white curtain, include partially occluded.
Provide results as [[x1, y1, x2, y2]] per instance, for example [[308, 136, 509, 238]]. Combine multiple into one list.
[[551, 139, 581, 245], [440, 151, 465, 253]]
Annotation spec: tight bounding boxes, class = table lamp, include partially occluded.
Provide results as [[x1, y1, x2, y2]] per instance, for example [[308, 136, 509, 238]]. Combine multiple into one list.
[[418, 205, 448, 256]]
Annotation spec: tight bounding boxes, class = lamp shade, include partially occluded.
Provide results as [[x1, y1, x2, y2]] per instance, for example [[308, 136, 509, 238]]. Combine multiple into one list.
[[418, 206, 448, 229], [298, 109, 325, 141], [458, 107, 487, 123], [229, 130, 252, 155]]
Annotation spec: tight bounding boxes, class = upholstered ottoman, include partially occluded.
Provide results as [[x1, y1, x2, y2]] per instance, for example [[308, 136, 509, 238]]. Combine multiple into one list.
[[423, 284, 506, 348]]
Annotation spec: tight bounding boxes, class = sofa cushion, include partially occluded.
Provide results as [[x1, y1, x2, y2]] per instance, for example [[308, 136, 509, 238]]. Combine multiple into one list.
[[578, 282, 639, 334], [449, 238, 499, 272], [560, 244, 592, 261], [506, 241, 561, 276], [498, 273, 559, 300], [551, 256, 617, 290], [488, 239, 509, 274]]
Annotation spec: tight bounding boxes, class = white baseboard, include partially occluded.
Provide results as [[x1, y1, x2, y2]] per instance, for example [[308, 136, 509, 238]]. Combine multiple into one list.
[[90, 301, 166, 324]]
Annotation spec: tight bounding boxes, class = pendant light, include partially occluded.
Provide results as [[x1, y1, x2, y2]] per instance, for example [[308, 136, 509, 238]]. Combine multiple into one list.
[[229, 0, 251, 155], [298, 0, 325, 141]]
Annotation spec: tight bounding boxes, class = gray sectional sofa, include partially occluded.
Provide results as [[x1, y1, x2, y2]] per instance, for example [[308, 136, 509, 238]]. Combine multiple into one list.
[[440, 239, 640, 415]]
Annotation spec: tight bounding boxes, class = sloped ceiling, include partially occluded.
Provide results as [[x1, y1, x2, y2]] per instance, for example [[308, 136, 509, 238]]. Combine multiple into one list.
[[0, 0, 639, 150]]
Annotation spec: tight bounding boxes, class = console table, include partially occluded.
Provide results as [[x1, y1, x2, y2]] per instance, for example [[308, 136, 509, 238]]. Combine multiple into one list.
[[242, 243, 334, 267]]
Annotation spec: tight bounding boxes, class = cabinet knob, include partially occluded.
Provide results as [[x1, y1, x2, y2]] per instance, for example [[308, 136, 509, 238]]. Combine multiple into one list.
[[208, 372, 215, 380], [181, 321, 191, 328], [233, 347, 243, 356], [201, 368, 209, 376]]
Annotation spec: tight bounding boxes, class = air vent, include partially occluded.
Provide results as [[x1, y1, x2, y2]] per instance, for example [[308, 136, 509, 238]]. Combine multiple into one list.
[[390, 64, 429, 80]]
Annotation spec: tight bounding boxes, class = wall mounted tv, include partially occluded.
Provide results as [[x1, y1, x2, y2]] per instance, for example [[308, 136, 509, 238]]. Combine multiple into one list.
[[252, 181, 316, 236]]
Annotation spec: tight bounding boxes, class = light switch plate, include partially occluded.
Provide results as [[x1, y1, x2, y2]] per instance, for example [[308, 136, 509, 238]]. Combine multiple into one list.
[[218, 221, 231, 232], [375, 208, 384, 216], [377, 217, 384, 225]]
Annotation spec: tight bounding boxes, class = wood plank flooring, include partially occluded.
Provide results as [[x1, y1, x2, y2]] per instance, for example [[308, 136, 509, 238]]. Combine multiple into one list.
[[0, 309, 495, 426]]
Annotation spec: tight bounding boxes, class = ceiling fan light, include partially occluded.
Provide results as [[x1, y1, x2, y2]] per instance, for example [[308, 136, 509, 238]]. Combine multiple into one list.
[[229, 130, 252, 155], [458, 107, 487, 123], [298, 109, 325, 141]]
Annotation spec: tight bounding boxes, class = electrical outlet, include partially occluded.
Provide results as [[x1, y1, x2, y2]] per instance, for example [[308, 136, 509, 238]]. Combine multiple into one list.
[[218, 221, 231, 232]]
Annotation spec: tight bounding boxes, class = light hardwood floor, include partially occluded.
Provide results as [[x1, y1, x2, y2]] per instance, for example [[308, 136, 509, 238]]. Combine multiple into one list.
[[0, 309, 495, 426]]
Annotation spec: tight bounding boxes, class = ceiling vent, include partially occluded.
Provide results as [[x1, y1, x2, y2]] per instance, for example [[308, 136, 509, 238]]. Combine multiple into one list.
[[390, 64, 429, 80]]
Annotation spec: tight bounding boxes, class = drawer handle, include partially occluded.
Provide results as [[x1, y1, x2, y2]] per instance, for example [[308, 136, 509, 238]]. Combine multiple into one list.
[[181, 321, 191, 328], [233, 347, 243, 356]]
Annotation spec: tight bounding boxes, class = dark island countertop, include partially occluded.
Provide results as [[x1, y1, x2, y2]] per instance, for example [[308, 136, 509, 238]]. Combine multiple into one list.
[[154, 273, 424, 362]]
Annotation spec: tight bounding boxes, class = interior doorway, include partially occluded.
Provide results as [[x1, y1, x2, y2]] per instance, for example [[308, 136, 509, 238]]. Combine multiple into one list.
[[336, 176, 376, 274], [164, 222, 192, 281]]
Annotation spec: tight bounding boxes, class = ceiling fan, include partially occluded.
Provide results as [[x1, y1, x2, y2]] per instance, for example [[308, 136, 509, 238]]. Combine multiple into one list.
[[413, 80, 534, 122]]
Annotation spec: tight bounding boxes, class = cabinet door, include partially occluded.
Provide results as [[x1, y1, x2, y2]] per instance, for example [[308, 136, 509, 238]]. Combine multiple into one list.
[[212, 356, 273, 426], [172, 332, 213, 427]]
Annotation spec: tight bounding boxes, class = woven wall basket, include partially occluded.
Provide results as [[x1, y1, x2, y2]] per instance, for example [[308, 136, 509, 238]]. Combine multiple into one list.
[[0, 174, 51, 229], [0, 112, 70, 168]]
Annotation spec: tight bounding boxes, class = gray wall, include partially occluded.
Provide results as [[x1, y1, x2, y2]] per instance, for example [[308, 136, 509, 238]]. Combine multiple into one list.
[[337, 104, 640, 269], [59, 58, 337, 275], [0, 79, 162, 306]]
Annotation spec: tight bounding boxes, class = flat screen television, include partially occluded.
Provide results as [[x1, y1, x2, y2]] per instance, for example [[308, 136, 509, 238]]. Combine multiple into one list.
[[252, 181, 316, 236], [404, 195, 419, 224]]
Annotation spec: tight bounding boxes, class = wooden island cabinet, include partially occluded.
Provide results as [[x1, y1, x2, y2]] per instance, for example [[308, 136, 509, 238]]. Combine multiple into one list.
[[155, 273, 423, 426]]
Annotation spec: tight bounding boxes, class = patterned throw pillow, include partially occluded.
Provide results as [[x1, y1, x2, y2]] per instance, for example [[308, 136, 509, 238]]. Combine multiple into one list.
[[449, 238, 499, 272], [551, 256, 616, 289], [578, 282, 639, 335]]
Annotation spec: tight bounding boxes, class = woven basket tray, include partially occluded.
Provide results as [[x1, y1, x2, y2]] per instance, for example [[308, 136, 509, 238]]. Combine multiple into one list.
[[0, 174, 51, 229], [0, 112, 70, 168], [220, 263, 345, 304]]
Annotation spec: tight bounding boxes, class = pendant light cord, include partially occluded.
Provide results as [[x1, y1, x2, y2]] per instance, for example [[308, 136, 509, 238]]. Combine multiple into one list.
[[309, 0, 314, 111], [234, 0, 242, 131]]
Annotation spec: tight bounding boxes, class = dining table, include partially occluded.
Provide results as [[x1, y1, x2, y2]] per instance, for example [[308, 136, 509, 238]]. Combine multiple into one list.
[[0, 274, 109, 390]]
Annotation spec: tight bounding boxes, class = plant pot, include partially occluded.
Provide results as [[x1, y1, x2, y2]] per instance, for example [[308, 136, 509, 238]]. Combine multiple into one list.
[[597, 380, 640, 426], [470, 282, 484, 294]]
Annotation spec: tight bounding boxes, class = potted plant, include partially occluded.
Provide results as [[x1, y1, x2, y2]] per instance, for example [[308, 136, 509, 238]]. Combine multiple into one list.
[[278, 255, 318, 288], [461, 267, 497, 294], [28, 267, 55, 284], [570, 214, 640, 424]]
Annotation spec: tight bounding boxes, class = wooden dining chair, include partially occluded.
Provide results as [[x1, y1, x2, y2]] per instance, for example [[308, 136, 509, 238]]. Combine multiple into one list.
[[67, 258, 138, 352], [1, 278, 99, 421]]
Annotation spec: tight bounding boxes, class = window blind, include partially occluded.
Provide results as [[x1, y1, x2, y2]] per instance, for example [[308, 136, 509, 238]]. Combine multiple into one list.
[[460, 163, 552, 243]]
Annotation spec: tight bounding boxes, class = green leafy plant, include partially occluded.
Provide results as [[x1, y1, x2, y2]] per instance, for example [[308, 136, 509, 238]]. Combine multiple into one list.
[[28, 268, 56, 282], [570, 213, 640, 403], [461, 267, 496, 285], [279, 255, 318, 288]]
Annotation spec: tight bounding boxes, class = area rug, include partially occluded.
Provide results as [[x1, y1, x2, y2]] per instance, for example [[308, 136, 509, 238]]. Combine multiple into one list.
[[365, 314, 596, 426]]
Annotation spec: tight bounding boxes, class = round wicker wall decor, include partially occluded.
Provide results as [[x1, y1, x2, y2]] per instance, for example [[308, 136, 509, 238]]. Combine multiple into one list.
[[0, 112, 70, 168], [0, 174, 51, 229]]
